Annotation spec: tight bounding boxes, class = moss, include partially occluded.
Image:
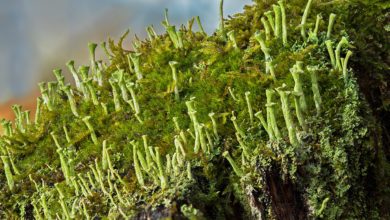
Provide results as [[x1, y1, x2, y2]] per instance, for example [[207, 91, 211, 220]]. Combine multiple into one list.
[[0, 0, 389, 219]]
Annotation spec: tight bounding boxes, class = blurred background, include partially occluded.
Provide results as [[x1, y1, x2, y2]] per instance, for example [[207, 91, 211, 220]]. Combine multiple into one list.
[[0, 0, 252, 123]]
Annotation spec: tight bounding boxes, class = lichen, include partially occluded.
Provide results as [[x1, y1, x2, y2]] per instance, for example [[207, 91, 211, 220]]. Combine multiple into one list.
[[0, 0, 389, 219]]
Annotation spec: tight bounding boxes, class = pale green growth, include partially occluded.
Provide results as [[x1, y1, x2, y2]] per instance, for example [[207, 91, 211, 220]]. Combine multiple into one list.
[[335, 37, 349, 71], [292, 91, 307, 131], [78, 174, 93, 196], [51, 131, 61, 149], [78, 65, 89, 81], [23, 110, 31, 126], [39, 82, 53, 111], [126, 81, 141, 115], [100, 41, 112, 59], [88, 42, 98, 75], [208, 112, 219, 140], [129, 53, 143, 80], [12, 105, 23, 132], [95, 62, 103, 86], [309, 14, 322, 42], [70, 177, 80, 196], [255, 111, 272, 140], [222, 151, 243, 177], [137, 149, 148, 171], [114, 183, 129, 206], [85, 79, 99, 105], [62, 85, 79, 117], [171, 153, 179, 176], [78, 66, 91, 100], [1, 156, 15, 191], [32, 198, 43, 220], [56, 148, 72, 185], [66, 60, 81, 90], [174, 135, 187, 158], [327, 13, 336, 39], [88, 164, 99, 186], [114, 69, 129, 102], [186, 100, 201, 153], [325, 40, 336, 68], [180, 130, 188, 147], [169, 61, 180, 101], [40, 192, 50, 219], [205, 128, 214, 152], [146, 25, 157, 41], [300, 0, 314, 39], [231, 112, 245, 138], [101, 102, 108, 115], [254, 31, 275, 78], [307, 66, 322, 114], [187, 128, 195, 139], [63, 125, 71, 143], [314, 14, 322, 38], [35, 97, 43, 125], [154, 147, 167, 189], [266, 89, 281, 140], [126, 54, 134, 73], [273, 5, 282, 39], [173, 117, 180, 132], [261, 17, 271, 41], [227, 30, 238, 49], [78, 179, 89, 197], [81, 200, 90, 220], [1, 119, 12, 136], [94, 159, 108, 194], [290, 61, 308, 113], [264, 11, 275, 33], [197, 123, 208, 153], [219, 0, 225, 39], [245, 92, 254, 124], [29, 174, 39, 191], [343, 50, 353, 80], [142, 135, 153, 171], [131, 141, 145, 187], [109, 79, 122, 112], [276, 85, 299, 146], [132, 36, 142, 52], [87, 172, 96, 189], [70, 199, 79, 219], [47, 82, 58, 105], [102, 140, 108, 170], [166, 154, 172, 174], [196, 16, 207, 36], [55, 184, 71, 219], [278, 0, 288, 45], [228, 86, 239, 102], [53, 69, 65, 87], [109, 167, 125, 188], [235, 132, 249, 158], [162, 9, 184, 49], [187, 162, 193, 180], [82, 116, 98, 145], [7, 148, 20, 175]]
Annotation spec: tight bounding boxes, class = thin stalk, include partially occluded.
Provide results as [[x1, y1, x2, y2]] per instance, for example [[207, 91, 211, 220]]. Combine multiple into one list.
[[300, 0, 314, 39], [327, 13, 336, 39]]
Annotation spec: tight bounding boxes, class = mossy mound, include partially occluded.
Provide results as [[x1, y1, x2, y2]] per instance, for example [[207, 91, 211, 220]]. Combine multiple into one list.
[[0, 0, 389, 219]]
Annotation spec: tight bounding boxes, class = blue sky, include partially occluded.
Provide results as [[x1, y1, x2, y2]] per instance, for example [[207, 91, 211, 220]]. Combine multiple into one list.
[[0, 0, 252, 102]]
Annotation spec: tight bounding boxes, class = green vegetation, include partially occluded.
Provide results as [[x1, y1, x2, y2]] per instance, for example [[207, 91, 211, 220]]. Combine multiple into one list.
[[0, 0, 389, 219]]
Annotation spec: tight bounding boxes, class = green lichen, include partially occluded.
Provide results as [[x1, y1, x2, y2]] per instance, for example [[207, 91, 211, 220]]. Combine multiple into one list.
[[0, 0, 389, 219]]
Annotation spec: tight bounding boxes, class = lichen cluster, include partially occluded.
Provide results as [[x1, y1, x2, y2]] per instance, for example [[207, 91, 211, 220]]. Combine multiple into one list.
[[0, 0, 389, 219]]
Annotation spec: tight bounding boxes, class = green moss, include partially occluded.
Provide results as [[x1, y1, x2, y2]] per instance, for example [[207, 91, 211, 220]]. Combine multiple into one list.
[[0, 0, 389, 219]]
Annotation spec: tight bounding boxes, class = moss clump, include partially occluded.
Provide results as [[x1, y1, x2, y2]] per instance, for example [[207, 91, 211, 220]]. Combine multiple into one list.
[[0, 0, 389, 219]]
